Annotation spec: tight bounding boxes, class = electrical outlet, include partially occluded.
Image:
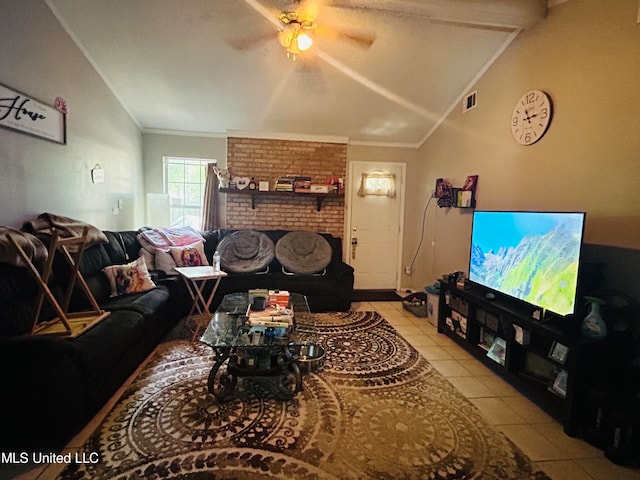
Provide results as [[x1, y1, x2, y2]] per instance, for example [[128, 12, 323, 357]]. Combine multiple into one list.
[[404, 266, 413, 275]]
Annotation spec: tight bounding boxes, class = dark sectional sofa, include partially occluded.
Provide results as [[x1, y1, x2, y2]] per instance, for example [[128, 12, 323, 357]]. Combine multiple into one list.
[[205, 229, 354, 312], [0, 227, 353, 451]]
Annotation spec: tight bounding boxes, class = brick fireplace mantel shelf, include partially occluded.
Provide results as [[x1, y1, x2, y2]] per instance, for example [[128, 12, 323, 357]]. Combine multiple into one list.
[[219, 188, 344, 212]]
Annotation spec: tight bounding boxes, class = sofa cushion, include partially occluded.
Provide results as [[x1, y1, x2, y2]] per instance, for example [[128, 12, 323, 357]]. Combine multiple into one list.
[[273, 270, 340, 296], [70, 309, 145, 380], [102, 285, 170, 323], [155, 250, 178, 275], [218, 230, 275, 273], [73, 243, 111, 278], [275, 231, 332, 274], [0, 335, 84, 450], [102, 231, 129, 265], [0, 263, 64, 337], [201, 230, 220, 259], [103, 257, 156, 297]]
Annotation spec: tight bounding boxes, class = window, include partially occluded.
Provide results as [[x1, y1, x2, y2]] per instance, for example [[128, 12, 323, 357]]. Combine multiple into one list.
[[357, 171, 396, 198], [163, 157, 214, 228]]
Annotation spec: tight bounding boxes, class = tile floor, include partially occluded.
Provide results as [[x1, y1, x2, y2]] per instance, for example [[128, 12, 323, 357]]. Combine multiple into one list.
[[13, 301, 640, 480], [358, 301, 640, 480]]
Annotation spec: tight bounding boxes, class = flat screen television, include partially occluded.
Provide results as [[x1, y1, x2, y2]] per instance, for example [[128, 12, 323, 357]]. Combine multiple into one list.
[[469, 211, 586, 316]]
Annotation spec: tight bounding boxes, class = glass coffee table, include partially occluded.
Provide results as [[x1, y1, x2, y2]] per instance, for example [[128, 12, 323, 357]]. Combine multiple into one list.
[[200, 292, 311, 401]]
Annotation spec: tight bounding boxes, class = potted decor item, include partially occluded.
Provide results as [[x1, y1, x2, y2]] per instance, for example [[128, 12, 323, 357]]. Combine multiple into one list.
[[581, 296, 607, 340]]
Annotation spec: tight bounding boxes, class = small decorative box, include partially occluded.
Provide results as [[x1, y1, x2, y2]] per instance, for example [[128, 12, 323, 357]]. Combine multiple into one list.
[[310, 185, 330, 194]]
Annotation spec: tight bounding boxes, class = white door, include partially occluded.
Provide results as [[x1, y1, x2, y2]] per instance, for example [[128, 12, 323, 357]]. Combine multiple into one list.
[[347, 161, 405, 290]]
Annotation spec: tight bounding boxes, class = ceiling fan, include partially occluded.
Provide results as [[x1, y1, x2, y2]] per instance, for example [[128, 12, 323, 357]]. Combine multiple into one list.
[[235, 0, 376, 59]]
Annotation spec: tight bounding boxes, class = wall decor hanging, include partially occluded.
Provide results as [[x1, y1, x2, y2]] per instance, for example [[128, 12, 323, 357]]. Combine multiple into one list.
[[0, 83, 67, 144]]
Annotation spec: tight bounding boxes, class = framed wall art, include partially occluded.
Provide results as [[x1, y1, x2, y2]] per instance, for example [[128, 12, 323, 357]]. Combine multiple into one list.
[[0, 83, 66, 145]]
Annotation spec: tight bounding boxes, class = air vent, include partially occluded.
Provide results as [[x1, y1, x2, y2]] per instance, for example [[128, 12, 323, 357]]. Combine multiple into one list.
[[462, 91, 477, 113]]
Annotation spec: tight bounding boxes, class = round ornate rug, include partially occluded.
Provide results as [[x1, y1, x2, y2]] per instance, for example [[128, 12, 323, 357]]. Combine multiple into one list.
[[58, 311, 552, 479]]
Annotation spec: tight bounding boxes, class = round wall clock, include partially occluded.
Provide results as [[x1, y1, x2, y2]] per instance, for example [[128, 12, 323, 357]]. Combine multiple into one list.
[[511, 90, 553, 145]]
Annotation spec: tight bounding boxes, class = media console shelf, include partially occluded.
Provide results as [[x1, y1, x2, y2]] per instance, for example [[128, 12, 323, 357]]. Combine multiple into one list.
[[437, 281, 603, 436], [219, 188, 344, 212]]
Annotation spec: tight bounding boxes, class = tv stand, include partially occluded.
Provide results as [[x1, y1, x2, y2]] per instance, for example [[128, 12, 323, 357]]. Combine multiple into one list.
[[437, 282, 603, 436]]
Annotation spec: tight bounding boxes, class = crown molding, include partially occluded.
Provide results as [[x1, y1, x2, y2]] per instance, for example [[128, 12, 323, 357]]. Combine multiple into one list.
[[226, 130, 349, 144], [348, 140, 420, 149], [145, 128, 421, 149], [143, 128, 227, 138]]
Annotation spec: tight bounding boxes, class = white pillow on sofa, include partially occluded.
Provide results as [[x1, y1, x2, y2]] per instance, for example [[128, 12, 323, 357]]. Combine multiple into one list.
[[169, 240, 209, 267], [103, 257, 156, 297], [155, 250, 177, 275]]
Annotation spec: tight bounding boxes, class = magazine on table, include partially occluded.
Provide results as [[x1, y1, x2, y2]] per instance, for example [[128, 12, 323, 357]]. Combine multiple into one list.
[[246, 304, 293, 327]]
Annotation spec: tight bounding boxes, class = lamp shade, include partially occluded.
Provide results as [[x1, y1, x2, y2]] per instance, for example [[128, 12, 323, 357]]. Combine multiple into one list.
[[278, 30, 293, 48], [297, 32, 313, 51]]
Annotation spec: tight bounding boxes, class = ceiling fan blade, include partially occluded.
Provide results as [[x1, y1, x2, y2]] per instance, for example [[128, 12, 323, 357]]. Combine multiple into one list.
[[230, 31, 277, 51], [428, 17, 516, 33], [324, 0, 519, 33], [314, 24, 376, 48], [243, 0, 285, 29], [295, 0, 321, 20]]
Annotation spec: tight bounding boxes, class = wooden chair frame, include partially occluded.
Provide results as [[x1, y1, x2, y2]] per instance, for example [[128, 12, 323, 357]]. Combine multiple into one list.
[[6, 227, 109, 338]]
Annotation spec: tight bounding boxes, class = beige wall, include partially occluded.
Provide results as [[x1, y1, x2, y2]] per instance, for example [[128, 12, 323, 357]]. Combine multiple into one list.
[[142, 133, 228, 194], [0, 0, 144, 230], [142, 132, 228, 225], [407, 0, 640, 290]]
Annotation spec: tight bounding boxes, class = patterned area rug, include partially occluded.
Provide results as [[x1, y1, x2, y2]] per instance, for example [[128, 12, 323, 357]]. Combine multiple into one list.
[[58, 311, 551, 479]]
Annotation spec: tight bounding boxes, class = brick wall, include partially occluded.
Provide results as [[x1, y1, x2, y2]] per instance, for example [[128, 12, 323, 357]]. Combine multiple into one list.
[[225, 137, 347, 237]]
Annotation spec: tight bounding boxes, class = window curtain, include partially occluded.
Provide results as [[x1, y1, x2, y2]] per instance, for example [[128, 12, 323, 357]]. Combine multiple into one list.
[[201, 163, 220, 230], [357, 171, 396, 198]]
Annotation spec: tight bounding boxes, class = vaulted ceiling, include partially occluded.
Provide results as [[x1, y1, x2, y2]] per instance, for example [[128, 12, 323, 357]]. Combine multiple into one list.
[[46, 0, 547, 146]]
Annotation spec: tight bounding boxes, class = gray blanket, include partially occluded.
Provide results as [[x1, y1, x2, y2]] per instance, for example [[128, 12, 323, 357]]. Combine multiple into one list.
[[22, 212, 108, 251], [0, 226, 48, 267]]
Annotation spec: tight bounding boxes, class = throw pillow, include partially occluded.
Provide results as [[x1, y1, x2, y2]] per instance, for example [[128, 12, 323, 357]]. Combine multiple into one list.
[[139, 248, 156, 271], [103, 256, 156, 297], [169, 240, 209, 267], [155, 250, 178, 275]]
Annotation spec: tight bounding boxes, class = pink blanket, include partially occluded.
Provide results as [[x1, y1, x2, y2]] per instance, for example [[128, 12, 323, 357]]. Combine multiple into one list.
[[138, 226, 203, 251]]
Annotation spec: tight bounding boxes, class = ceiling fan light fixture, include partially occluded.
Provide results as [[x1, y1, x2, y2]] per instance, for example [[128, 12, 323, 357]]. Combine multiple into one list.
[[297, 32, 313, 51], [277, 24, 312, 59], [278, 29, 293, 48]]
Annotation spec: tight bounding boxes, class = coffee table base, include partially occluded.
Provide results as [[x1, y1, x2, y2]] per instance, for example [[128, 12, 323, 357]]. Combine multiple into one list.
[[207, 347, 302, 401]]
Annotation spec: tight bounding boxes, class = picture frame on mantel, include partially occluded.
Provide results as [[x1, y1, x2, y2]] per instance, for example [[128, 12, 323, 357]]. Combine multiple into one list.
[[0, 83, 67, 145]]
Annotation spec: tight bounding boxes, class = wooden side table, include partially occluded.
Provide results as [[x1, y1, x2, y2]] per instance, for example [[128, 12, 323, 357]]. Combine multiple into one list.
[[174, 266, 228, 341]]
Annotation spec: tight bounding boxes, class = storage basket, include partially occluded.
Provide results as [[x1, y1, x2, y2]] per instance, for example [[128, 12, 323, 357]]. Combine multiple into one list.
[[402, 292, 428, 317]]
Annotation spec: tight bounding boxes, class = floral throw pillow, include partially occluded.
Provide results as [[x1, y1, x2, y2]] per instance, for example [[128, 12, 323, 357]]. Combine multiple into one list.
[[169, 240, 209, 267], [104, 256, 156, 297]]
